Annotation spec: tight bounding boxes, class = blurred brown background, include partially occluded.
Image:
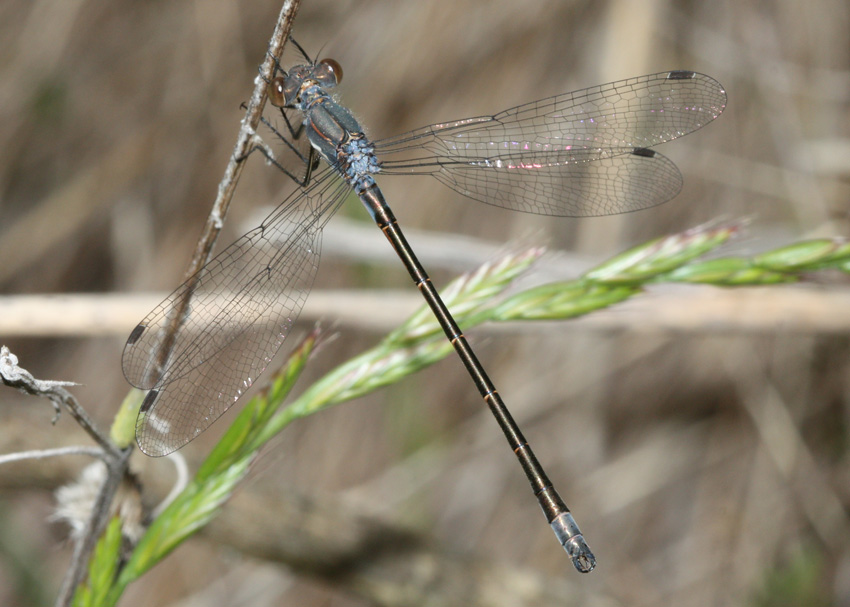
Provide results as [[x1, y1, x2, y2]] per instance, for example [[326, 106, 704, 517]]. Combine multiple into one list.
[[1, 1, 849, 605]]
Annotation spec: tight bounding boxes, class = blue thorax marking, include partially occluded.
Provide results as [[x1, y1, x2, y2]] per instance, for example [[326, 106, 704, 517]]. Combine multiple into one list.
[[341, 138, 381, 193]]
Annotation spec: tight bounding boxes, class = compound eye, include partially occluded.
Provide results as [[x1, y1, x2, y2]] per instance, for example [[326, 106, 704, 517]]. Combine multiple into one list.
[[318, 58, 343, 84], [269, 76, 287, 107]]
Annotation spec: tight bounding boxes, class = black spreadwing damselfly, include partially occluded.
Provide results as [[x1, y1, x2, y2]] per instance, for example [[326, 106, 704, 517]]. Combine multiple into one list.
[[123, 38, 726, 572]]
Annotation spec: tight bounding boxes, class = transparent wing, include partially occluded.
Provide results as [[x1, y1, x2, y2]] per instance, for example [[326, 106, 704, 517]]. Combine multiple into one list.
[[426, 147, 683, 216], [375, 71, 725, 216], [122, 170, 349, 456]]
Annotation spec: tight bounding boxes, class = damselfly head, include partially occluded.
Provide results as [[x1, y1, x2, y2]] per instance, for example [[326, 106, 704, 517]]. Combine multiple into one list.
[[269, 58, 343, 108]]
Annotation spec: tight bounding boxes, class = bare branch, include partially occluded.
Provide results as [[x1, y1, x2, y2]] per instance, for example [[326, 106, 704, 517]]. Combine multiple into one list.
[[0, 346, 120, 459], [6, 282, 850, 338], [0, 446, 106, 465], [54, 448, 132, 607], [147, 0, 302, 376], [0, 347, 133, 607]]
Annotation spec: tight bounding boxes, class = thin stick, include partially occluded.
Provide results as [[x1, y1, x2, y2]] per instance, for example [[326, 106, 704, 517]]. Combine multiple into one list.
[[56, 3, 302, 603], [0, 446, 106, 465], [0, 346, 120, 459], [147, 0, 301, 379], [55, 449, 132, 607], [186, 0, 301, 276], [0, 345, 131, 607]]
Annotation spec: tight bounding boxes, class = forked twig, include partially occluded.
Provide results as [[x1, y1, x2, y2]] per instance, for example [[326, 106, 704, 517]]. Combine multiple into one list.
[[0, 346, 119, 459], [0, 345, 130, 606]]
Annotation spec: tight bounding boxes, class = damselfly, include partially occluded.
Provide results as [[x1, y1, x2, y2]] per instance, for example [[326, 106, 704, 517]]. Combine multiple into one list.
[[123, 38, 726, 572]]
